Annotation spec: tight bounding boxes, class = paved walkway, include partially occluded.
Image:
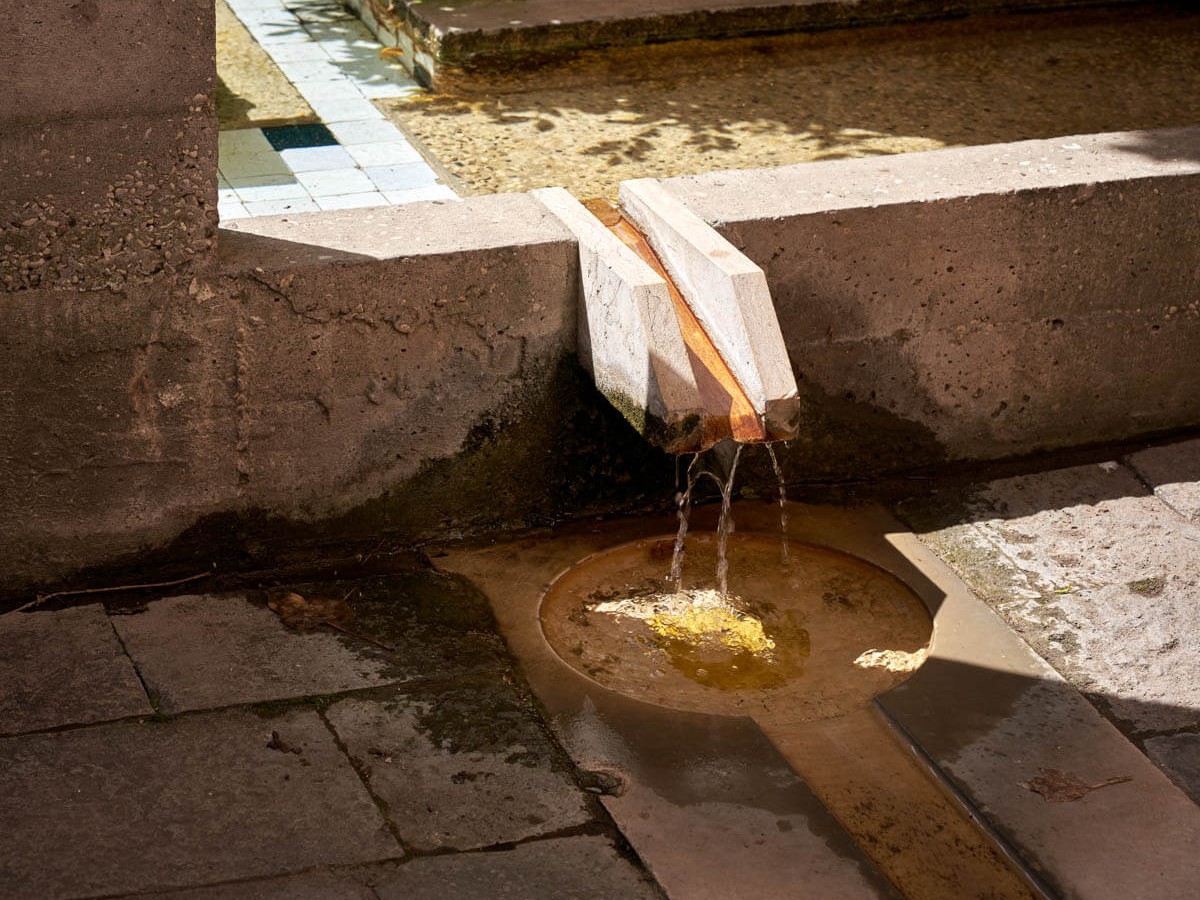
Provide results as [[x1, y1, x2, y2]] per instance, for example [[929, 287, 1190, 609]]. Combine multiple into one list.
[[217, 0, 456, 219], [2, 438, 1197, 898]]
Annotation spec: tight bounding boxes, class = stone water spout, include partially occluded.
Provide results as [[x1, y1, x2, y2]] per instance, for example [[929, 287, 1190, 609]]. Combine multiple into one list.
[[534, 183, 800, 454]]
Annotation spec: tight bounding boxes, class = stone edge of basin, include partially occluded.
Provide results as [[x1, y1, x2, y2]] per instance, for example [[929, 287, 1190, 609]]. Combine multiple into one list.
[[436, 502, 1200, 900], [654, 126, 1200, 223], [879, 528, 1200, 900]]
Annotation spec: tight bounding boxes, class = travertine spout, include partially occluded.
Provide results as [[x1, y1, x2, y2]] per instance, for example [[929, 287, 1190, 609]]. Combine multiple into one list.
[[533, 185, 800, 453]]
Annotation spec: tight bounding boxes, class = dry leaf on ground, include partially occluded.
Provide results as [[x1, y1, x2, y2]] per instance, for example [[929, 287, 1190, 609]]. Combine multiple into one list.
[[1022, 768, 1132, 802]]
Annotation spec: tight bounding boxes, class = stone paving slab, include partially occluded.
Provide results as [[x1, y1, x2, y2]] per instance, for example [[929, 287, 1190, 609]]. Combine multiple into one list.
[[1126, 438, 1200, 522], [371, 836, 662, 900], [110, 593, 398, 713], [324, 679, 593, 852], [0, 603, 152, 735], [127, 870, 376, 900], [904, 461, 1200, 735], [0, 707, 399, 899], [1144, 733, 1200, 804]]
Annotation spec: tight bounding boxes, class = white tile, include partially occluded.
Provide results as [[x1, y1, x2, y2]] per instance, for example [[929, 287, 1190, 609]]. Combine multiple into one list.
[[232, 175, 309, 202], [292, 80, 364, 102], [219, 129, 273, 157], [383, 185, 460, 205], [218, 199, 250, 221], [296, 166, 376, 197], [327, 118, 404, 145], [279, 144, 356, 172], [248, 22, 313, 46], [220, 151, 291, 180], [243, 197, 322, 216], [218, 187, 242, 204], [364, 162, 439, 192], [345, 140, 423, 167], [321, 41, 382, 64], [276, 58, 343, 83], [227, 0, 285, 11], [303, 21, 368, 45], [316, 192, 389, 211], [306, 95, 382, 123], [264, 41, 330, 62], [358, 80, 421, 99]]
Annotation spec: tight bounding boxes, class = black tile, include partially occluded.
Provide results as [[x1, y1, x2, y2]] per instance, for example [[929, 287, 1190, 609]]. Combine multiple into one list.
[[262, 123, 339, 151]]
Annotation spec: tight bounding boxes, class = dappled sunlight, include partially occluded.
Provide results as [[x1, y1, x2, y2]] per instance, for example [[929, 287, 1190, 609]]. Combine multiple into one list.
[[382, 7, 1200, 197]]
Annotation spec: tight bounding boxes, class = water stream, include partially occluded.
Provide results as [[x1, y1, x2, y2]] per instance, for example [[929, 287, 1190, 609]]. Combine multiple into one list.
[[669, 441, 787, 600]]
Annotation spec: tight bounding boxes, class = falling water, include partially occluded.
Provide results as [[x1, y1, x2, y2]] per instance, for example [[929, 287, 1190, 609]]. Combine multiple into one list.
[[670, 452, 704, 589], [765, 442, 789, 562], [715, 443, 744, 599]]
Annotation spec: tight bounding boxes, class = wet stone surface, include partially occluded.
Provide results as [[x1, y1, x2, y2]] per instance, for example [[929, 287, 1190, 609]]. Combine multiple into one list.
[[324, 677, 595, 852], [370, 836, 663, 900], [0, 603, 152, 735], [111, 593, 399, 714], [0, 707, 399, 899]]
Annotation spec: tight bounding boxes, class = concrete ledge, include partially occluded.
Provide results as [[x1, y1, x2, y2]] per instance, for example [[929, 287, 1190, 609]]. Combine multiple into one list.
[[657, 127, 1200, 477]]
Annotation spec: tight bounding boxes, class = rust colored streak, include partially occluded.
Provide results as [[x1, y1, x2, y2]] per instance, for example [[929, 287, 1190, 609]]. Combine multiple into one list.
[[596, 208, 766, 445]]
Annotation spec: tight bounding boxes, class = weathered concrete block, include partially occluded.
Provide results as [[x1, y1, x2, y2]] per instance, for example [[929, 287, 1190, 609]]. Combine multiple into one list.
[[221, 196, 580, 521], [659, 128, 1200, 477], [531, 187, 702, 451], [0, 284, 237, 589], [3, 0, 214, 126]]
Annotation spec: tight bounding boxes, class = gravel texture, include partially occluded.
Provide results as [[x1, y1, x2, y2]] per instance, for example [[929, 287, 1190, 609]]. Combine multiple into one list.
[[381, 6, 1200, 198]]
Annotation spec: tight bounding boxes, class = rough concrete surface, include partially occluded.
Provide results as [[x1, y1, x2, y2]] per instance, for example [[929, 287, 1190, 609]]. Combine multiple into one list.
[[325, 680, 593, 852], [371, 836, 662, 900], [663, 129, 1200, 478], [1126, 437, 1200, 522], [1143, 733, 1200, 805], [111, 594, 397, 713], [902, 460, 1200, 736], [0, 604, 151, 735], [0, 707, 399, 899]]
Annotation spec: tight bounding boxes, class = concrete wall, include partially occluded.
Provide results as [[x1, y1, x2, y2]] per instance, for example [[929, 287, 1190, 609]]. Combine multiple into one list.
[[0, 2, 666, 593], [658, 128, 1200, 478], [3, 0, 1198, 593]]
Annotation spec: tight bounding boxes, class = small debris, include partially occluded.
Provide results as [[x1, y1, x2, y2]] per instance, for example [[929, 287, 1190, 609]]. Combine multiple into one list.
[[578, 768, 626, 797], [268, 591, 354, 630], [1021, 767, 1132, 802], [266, 730, 301, 755]]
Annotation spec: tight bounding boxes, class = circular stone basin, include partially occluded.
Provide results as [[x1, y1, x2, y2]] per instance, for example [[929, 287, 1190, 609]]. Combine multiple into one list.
[[540, 533, 933, 724]]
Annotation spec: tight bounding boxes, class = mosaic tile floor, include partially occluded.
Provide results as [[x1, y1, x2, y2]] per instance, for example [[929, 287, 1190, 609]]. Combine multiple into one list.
[[218, 0, 456, 219]]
